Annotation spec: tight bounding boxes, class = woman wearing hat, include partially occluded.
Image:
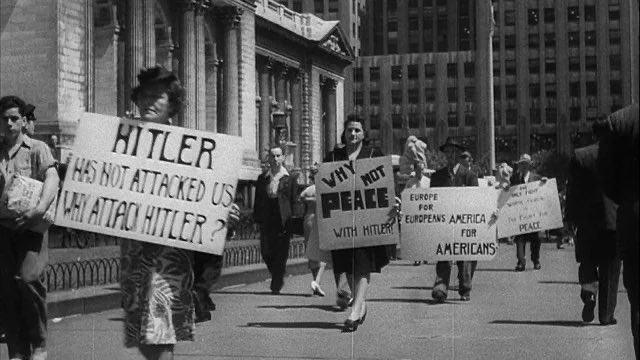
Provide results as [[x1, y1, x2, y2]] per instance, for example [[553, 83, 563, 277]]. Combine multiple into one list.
[[120, 66, 239, 360], [322, 116, 390, 331], [430, 137, 479, 302]]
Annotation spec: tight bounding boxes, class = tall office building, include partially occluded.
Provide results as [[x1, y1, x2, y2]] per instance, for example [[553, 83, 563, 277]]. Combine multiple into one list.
[[353, 0, 638, 163]]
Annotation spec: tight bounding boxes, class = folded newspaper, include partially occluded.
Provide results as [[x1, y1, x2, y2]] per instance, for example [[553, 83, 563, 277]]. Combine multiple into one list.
[[0, 174, 56, 233]]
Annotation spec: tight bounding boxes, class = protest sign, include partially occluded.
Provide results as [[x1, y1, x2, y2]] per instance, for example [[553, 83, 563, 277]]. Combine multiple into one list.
[[0, 174, 56, 233], [496, 178, 563, 238], [400, 187, 498, 262], [54, 113, 244, 255], [316, 156, 399, 250]]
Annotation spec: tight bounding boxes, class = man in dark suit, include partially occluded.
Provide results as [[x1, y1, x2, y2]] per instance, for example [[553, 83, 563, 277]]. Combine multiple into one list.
[[253, 146, 298, 294], [512, 153, 546, 271], [565, 142, 620, 325], [596, 103, 638, 358], [431, 137, 479, 302]]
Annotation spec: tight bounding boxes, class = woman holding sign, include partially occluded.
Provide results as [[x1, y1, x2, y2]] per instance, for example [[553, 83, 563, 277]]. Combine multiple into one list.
[[323, 116, 390, 332], [119, 66, 239, 360]]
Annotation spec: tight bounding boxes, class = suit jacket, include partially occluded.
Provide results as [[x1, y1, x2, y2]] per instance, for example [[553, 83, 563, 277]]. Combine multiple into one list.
[[322, 144, 384, 162], [565, 144, 618, 262], [511, 170, 541, 185], [430, 164, 479, 188], [253, 169, 299, 228]]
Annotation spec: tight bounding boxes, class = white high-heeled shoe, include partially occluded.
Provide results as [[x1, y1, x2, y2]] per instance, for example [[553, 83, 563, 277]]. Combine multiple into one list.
[[311, 281, 326, 297]]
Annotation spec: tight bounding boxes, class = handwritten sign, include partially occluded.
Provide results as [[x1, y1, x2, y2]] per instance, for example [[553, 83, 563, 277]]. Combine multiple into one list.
[[496, 178, 563, 238], [401, 187, 498, 261], [54, 113, 243, 255], [316, 156, 398, 250]]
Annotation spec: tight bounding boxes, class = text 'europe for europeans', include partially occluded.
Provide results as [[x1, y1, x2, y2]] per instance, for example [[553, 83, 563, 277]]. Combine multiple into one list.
[[404, 213, 486, 224]]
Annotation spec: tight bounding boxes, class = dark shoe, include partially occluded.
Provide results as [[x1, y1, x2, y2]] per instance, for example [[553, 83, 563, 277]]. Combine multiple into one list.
[[343, 318, 359, 332], [533, 262, 542, 270], [270, 278, 284, 294], [432, 289, 447, 303], [358, 307, 367, 325], [515, 264, 525, 272], [600, 318, 617, 326], [336, 291, 352, 310], [581, 293, 596, 323], [556, 244, 565, 249], [460, 295, 471, 301]]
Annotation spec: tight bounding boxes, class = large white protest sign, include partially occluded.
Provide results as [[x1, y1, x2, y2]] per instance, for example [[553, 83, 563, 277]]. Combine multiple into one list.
[[54, 113, 244, 255], [496, 178, 563, 238], [400, 187, 498, 262], [316, 156, 399, 250]]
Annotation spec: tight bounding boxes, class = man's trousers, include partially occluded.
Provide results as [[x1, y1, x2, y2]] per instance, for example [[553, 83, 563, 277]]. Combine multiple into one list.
[[433, 261, 477, 298]]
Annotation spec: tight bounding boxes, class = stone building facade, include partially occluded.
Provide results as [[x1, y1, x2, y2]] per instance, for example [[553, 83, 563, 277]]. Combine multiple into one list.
[[1, 0, 353, 203]]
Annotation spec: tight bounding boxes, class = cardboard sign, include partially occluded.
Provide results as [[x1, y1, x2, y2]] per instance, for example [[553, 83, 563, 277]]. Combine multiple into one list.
[[0, 174, 56, 233], [401, 187, 498, 261], [316, 156, 399, 250], [496, 178, 563, 238], [54, 113, 244, 255]]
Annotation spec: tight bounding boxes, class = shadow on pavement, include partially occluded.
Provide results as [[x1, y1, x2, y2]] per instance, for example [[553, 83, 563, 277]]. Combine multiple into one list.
[[392, 286, 434, 290], [490, 320, 595, 327], [475, 268, 517, 272], [256, 304, 343, 312], [538, 280, 580, 285], [213, 290, 310, 298], [108, 317, 124, 322], [368, 298, 451, 305], [242, 321, 344, 330]]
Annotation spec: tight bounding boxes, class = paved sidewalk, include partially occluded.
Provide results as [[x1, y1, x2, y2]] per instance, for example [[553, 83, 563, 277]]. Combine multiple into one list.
[[19, 244, 634, 360]]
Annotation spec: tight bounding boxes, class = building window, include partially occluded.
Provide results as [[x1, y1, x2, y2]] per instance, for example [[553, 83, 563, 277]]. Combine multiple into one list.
[[569, 56, 580, 72], [530, 107, 541, 124], [354, 68, 363, 82], [493, 60, 500, 75], [586, 81, 597, 96], [545, 58, 556, 74], [505, 35, 516, 50], [506, 108, 518, 124], [293, 0, 302, 12], [545, 82, 556, 98], [392, 65, 403, 80], [505, 59, 516, 75], [544, 8, 555, 23], [425, 111, 436, 127], [464, 62, 474, 78], [529, 58, 540, 74], [609, 4, 620, 20], [392, 89, 402, 104], [328, 0, 338, 12], [409, 113, 420, 128], [408, 89, 419, 104], [506, 85, 517, 99], [570, 82, 580, 98], [568, 7, 579, 22], [570, 107, 581, 122], [585, 31, 596, 47], [494, 85, 501, 99], [388, 0, 397, 12], [447, 63, 457, 79], [370, 114, 380, 129], [355, 91, 364, 106], [610, 54, 621, 71], [388, 20, 398, 32], [314, 0, 323, 13], [505, 10, 515, 26], [448, 109, 457, 127], [529, 84, 540, 98], [568, 32, 580, 48], [585, 56, 597, 72], [409, 17, 419, 30], [370, 90, 380, 105], [465, 111, 476, 126], [392, 114, 403, 129], [610, 80, 622, 95], [546, 107, 557, 123], [448, 87, 457, 102], [406, 65, 418, 79], [425, 88, 436, 102], [425, 64, 435, 78], [610, 29, 621, 45], [388, 42, 398, 54], [465, 86, 474, 102], [437, 18, 448, 50], [528, 9, 539, 26], [369, 67, 380, 81], [544, 33, 555, 48], [584, 5, 596, 22], [529, 33, 540, 49]]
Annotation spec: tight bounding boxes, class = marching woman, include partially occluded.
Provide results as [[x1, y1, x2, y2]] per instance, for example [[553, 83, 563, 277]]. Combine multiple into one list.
[[120, 65, 238, 360], [322, 115, 390, 332]]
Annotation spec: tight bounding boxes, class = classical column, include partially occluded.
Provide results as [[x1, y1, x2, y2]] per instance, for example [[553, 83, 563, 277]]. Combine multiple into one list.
[[143, 0, 156, 67], [290, 70, 302, 167], [475, 0, 495, 170], [258, 58, 273, 153], [178, 1, 197, 128], [85, 0, 94, 112], [275, 63, 289, 110], [220, 6, 243, 136], [324, 78, 337, 152], [205, 58, 218, 132], [300, 64, 312, 178], [124, 0, 144, 115], [194, 3, 208, 130]]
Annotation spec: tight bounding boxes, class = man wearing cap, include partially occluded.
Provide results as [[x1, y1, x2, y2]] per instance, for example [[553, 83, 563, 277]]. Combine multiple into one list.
[[430, 137, 479, 302], [513, 153, 546, 271], [23, 103, 36, 137]]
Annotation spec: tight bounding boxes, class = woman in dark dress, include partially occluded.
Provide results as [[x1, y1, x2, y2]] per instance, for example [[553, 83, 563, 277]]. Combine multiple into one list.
[[322, 116, 390, 332]]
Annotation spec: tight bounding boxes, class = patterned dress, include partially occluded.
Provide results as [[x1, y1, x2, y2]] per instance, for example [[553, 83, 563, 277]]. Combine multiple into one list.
[[121, 241, 195, 347]]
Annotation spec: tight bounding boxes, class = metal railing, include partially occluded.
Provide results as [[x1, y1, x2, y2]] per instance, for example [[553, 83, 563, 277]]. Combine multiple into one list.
[[45, 237, 306, 292]]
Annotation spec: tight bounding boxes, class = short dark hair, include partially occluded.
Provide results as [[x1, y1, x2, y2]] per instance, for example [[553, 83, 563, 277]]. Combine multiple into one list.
[[0, 95, 28, 116], [131, 66, 185, 118], [340, 114, 369, 145]]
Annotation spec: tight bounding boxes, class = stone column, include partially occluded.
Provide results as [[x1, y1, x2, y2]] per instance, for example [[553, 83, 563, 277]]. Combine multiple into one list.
[[178, 1, 197, 128], [275, 63, 289, 110], [124, 0, 144, 115], [290, 70, 302, 167], [194, 3, 208, 130], [259, 58, 273, 153], [475, 0, 495, 169], [300, 64, 312, 178], [324, 78, 337, 153], [143, 0, 156, 67], [85, 0, 94, 112], [220, 6, 243, 136], [205, 58, 218, 132]]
